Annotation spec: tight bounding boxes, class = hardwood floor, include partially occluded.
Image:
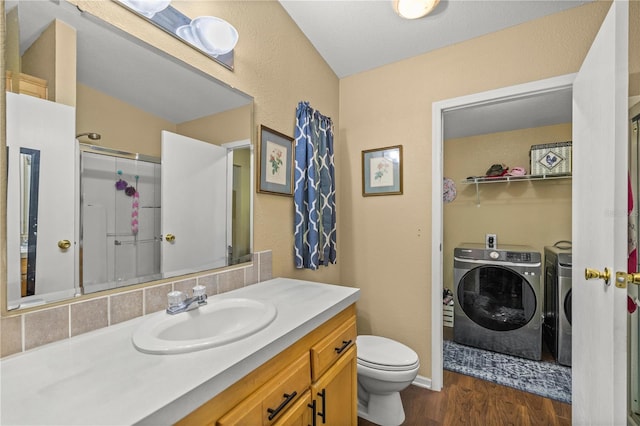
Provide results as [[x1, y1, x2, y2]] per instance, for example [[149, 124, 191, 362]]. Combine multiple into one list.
[[357, 373, 571, 426]]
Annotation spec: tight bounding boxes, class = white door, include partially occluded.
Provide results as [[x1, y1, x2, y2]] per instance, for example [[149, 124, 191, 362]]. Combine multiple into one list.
[[161, 131, 228, 276], [572, 1, 628, 423], [6, 93, 76, 304]]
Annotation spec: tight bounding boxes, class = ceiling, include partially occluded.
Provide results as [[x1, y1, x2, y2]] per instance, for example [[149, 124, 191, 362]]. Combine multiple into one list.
[[10, 1, 588, 137], [279, 0, 591, 79], [280, 0, 590, 138]]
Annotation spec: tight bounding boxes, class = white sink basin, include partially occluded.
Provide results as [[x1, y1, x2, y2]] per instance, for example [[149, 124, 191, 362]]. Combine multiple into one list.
[[132, 298, 278, 354]]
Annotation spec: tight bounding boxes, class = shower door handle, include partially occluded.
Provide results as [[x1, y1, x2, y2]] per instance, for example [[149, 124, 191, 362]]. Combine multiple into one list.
[[165, 234, 176, 243]]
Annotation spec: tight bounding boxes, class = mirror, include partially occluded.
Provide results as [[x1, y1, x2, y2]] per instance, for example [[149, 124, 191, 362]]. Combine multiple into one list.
[[5, 0, 254, 310], [19, 147, 40, 297]]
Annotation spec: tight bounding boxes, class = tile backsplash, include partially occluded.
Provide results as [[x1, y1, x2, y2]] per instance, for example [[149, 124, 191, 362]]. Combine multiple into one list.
[[0, 250, 272, 358]]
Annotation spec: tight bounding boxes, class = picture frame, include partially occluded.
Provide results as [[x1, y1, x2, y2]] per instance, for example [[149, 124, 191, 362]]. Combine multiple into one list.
[[362, 145, 403, 196], [258, 125, 294, 196]]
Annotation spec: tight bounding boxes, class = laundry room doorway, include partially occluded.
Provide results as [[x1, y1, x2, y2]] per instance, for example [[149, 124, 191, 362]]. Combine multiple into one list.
[[432, 73, 575, 391], [432, 2, 630, 422]]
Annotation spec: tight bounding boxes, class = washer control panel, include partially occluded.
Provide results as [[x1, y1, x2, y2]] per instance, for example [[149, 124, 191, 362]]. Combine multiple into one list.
[[506, 251, 533, 262], [454, 245, 541, 264]]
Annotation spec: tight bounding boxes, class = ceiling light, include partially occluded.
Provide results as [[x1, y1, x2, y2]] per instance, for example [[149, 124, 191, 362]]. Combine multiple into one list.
[[393, 0, 440, 19]]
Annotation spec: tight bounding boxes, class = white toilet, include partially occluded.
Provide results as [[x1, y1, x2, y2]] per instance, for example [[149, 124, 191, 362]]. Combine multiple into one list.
[[356, 335, 420, 426]]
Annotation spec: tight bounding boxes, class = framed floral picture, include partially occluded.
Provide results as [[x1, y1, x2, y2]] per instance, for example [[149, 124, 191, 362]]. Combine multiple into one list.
[[258, 125, 294, 196], [362, 145, 403, 196]]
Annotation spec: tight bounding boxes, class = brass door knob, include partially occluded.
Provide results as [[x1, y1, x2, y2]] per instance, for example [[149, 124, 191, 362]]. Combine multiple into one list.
[[615, 271, 640, 289], [58, 240, 71, 250], [585, 267, 611, 285], [165, 234, 176, 243]]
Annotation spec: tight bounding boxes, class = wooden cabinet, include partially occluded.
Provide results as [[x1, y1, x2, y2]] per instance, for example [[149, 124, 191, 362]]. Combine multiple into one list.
[[311, 346, 357, 425], [217, 353, 310, 426], [177, 304, 357, 426], [6, 71, 49, 100]]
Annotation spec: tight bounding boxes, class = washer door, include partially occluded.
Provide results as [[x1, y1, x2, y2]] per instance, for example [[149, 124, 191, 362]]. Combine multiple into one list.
[[457, 265, 537, 331], [563, 288, 572, 325]]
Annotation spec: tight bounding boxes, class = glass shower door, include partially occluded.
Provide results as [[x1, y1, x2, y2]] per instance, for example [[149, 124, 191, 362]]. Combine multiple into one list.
[[80, 149, 161, 292]]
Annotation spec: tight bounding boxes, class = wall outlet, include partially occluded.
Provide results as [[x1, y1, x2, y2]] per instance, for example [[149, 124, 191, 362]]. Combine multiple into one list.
[[485, 234, 497, 249]]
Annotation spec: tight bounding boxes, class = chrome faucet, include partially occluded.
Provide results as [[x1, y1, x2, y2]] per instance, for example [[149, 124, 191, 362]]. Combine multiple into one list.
[[166, 285, 207, 315]]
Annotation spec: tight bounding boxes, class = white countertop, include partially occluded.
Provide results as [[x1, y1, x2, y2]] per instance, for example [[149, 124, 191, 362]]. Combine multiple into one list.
[[0, 278, 360, 425]]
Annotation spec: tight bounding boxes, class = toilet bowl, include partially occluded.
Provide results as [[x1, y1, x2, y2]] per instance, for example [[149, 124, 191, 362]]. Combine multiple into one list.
[[356, 335, 419, 426]]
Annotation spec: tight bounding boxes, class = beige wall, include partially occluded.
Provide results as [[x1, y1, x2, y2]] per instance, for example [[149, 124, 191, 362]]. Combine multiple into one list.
[[443, 123, 573, 292], [22, 19, 76, 106], [76, 83, 177, 156], [177, 104, 252, 145], [339, 2, 611, 378]]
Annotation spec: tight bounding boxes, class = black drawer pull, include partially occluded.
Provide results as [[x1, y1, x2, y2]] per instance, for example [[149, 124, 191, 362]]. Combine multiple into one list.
[[334, 339, 352, 354], [267, 391, 297, 421], [317, 389, 326, 424], [307, 399, 317, 426]]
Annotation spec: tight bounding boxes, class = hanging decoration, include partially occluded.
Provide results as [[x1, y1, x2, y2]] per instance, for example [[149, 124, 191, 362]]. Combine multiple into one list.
[[131, 175, 139, 235], [114, 170, 139, 235], [443, 177, 457, 203]]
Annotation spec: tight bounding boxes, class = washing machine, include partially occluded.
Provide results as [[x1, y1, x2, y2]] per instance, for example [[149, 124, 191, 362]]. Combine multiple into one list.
[[543, 245, 572, 366], [453, 243, 543, 360]]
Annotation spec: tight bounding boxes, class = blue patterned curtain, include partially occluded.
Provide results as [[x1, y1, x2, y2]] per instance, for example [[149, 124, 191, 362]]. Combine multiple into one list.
[[294, 101, 336, 270]]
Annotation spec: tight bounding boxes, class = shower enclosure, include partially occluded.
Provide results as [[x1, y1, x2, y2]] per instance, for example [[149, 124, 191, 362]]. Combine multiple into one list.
[[80, 146, 161, 292]]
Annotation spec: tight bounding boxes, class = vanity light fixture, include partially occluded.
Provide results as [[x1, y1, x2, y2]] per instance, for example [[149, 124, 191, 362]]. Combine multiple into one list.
[[393, 0, 440, 19]]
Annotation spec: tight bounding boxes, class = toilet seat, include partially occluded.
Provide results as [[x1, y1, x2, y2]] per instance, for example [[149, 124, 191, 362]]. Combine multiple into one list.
[[357, 335, 419, 372]]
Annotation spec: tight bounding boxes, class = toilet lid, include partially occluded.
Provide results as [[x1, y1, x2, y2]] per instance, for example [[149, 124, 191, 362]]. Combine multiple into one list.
[[356, 335, 419, 371]]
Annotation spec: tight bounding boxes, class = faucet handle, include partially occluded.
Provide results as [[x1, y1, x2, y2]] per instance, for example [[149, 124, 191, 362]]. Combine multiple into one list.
[[167, 290, 186, 309], [192, 285, 207, 300]]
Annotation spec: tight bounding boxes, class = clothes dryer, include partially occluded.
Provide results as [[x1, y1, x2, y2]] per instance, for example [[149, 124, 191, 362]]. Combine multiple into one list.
[[453, 243, 543, 360], [543, 245, 572, 366]]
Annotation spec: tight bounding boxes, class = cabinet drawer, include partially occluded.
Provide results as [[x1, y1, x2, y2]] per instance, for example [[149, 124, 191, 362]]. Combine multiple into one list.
[[218, 353, 310, 426], [262, 353, 310, 425], [310, 317, 356, 381]]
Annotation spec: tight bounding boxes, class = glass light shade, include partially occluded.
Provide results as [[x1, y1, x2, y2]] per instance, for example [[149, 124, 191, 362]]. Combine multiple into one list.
[[119, 0, 171, 18], [177, 16, 239, 56], [393, 0, 440, 19]]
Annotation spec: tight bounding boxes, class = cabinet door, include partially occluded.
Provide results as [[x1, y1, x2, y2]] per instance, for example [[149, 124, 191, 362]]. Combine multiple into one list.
[[311, 346, 357, 425], [273, 391, 312, 426]]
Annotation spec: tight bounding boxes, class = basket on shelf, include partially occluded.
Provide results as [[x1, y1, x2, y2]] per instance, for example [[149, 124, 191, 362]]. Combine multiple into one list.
[[530, 141, 572, 176]]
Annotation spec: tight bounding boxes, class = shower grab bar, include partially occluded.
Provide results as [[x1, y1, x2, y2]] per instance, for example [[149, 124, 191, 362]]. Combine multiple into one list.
[[114, 238, 161, 246]]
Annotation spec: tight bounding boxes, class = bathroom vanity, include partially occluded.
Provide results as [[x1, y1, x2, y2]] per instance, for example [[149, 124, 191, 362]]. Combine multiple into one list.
[[0, 278, 359, 425]]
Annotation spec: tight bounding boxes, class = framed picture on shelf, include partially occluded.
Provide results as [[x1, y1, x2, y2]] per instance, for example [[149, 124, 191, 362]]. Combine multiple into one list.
[[362, 145, 403, 196], [258, 125, 294, 196]]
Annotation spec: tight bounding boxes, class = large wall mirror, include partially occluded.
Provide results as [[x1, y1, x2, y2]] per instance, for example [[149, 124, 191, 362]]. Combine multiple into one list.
[[4, 0, 254, 311]]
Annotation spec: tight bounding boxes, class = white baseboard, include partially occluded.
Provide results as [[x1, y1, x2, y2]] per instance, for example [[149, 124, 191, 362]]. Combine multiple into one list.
[[412, 375, 432, 390]]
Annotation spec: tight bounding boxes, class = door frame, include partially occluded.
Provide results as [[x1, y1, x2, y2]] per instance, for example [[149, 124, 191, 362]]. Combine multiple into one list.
[[430, 73, 576, 391]]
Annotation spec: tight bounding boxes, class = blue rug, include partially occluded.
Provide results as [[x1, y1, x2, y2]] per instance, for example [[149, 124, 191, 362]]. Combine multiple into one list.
[[443, 340, 572, 404]]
